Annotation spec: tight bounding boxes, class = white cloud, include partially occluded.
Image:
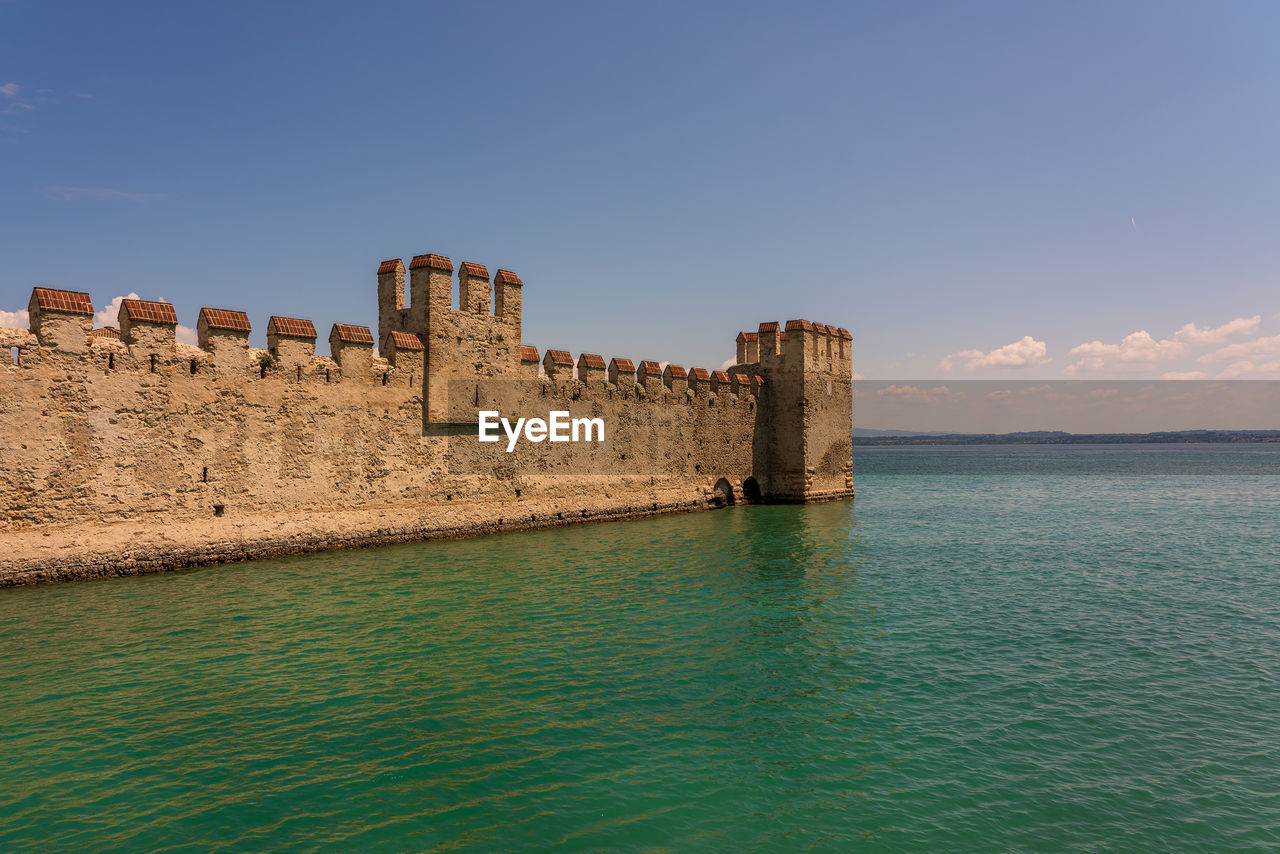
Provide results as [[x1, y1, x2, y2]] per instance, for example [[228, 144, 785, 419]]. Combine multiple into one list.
[[176, 325, 198, 346], [1217, 360, 1280, 379], [95, 293, 140, 328], [941, 336, 1050, 371], [850, 372, 864, 380], [0, 308, 30, 329], [1198, 333, 1280, 364], [0, 82, 33, 113], [1174, 316, 1260, 346], [46, 186, 163, 201], [1064, 331, 1187, 374], [1162, 371, 1206, 380], [718, 357, 736, 371]]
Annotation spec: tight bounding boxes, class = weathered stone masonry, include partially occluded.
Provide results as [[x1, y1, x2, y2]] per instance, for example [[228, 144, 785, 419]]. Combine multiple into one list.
[[0, 254, 852, 585]]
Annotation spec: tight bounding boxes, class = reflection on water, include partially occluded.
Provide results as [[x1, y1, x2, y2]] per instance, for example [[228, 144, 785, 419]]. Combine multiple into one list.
[[0, 503, 883, 852]]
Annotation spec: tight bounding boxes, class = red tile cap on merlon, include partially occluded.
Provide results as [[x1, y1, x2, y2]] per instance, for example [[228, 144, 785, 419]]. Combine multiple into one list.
[[121, 298, 178, 326], [546, 349, 573, 366], [377, 259, 404, 275], [838, 328, 852, 340], [267, 316, 317, 339], [665, 364, 688, 379], [638, 360, 662, 376], [785, 319, 814, 332], [459, 261, 489, 279], [389, 331, 424, 350], [200, 307, 251, 333], [409, 254, 454, 272], [611, 357, 635, 373], [495, 269, 523, 286], [690, 367, 710, 381], [758, 321, 780, 333], [331, 323, 374, 345], [31, 287, 94, 316], [711, 370, 730, 382], [579, 353, 606, 370], [736, 331, 758, 342], [520, 345, 539, 362]]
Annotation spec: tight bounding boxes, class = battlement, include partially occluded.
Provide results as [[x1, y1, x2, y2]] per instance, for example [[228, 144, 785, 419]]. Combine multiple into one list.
[[734, 317, 852, 379], [2, 252, 853, 550]]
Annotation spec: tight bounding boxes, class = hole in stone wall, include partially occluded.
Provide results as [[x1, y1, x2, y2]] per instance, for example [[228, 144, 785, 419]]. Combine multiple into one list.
[[201, 466, 208, 483], [382, 372, 388, 386], [743, 477, 762, 502], [108, 353, 114, 370], [9, 347, 17, 366], [213, 503, 225, 517], [260, 364, 266, 378], [296, 365, 302, 381], [149, 353, 157, 373], [190, 359, 198, 375]]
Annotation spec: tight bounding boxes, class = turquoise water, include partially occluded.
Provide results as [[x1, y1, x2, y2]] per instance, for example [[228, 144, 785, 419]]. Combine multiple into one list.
[[2, 444, 1279, 851]]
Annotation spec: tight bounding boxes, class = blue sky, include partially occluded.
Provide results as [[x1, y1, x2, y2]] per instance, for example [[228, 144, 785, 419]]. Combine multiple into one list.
[[3, 1, 1280, 379]]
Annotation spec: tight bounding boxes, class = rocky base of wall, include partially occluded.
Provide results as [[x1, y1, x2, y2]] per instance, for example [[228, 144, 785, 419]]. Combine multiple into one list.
[[0, 490, 732, 588]]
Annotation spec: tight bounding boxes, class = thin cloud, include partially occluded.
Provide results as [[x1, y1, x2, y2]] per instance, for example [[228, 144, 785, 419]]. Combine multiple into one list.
[[1, 82, 33, 112], [941, 335, 1051, 371], [47, 186, 164, 201]]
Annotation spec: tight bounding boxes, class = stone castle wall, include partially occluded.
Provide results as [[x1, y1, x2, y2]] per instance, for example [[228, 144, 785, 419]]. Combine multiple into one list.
[[0, 253, 853, 585]]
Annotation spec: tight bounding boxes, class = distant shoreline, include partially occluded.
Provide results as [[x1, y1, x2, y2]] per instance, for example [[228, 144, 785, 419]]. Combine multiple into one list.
[[853, 430, 1280, 446]]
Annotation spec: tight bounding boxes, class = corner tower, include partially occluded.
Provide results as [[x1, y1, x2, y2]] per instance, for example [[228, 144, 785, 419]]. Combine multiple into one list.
[[746, 319, 853, 502]]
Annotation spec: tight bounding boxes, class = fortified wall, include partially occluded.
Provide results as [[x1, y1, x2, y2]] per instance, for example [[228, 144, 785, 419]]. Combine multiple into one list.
[[0, 252, 853, 585]]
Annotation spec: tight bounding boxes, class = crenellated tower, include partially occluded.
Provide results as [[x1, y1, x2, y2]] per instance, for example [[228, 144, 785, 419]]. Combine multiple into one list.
[[377, 253, 524, 426], [737, 318, 854, 502]]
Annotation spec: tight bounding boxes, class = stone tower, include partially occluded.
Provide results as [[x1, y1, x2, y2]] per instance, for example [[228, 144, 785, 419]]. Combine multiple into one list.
[[741, 319, 854, 502], [377, 254, 524, 426]]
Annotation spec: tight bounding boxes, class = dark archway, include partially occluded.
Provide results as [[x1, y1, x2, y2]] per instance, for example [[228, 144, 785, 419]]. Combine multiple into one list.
[[712, 477, 734, 507], [742, 476, 762, 503]]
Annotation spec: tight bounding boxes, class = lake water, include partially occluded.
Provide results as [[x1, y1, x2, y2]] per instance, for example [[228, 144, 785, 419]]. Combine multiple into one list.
[[2, 444, 1278, 851]]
